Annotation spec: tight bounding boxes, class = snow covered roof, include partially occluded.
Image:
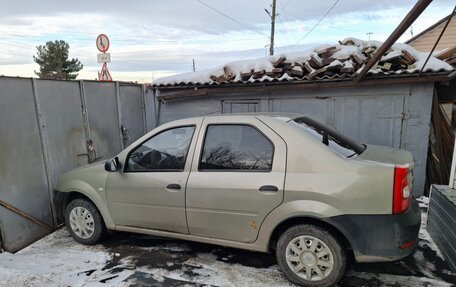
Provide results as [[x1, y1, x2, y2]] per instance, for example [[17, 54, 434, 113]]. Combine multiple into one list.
[[153, 38, 453, 87]]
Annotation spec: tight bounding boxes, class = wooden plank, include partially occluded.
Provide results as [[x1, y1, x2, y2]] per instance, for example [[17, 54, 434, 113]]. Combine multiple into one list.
[[353, 0, 433, 83], [402, 50, 416, 64], [327, 60, 343, 70], [320, 48, 341, 60], [273, 57, 285, 67], [158, 88, 208, 101], [303, 62, 314, 74], [315, 45, 337, 54], [308, 55, 323, 68], [341, 66, 355, 73], [252, 70, 266, 79], [266, 72, 282, 77], [436, 45, 456, 60], [322, 57, 336, 66], [282, 62, 292, 70], [352, 53, 365, 65], [240, 72, 252, 80], [223, 66, 236, 81], [378, 62, 392, 70], [291, 66, 304, 76]]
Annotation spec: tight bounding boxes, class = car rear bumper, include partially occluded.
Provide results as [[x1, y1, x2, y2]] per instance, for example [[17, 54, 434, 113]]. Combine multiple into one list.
[[325, 198, 421, 262]]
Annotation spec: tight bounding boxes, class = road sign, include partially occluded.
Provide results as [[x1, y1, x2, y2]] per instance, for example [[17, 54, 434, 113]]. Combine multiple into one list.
[[96, 34, 110, 53], [98, 63, 112, 81], [97, 53, 111, 63]]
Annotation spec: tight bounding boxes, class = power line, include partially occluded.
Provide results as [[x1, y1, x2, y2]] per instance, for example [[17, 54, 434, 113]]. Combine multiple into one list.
[[294, 0, 340, 45], [197, 0, 270, 38]]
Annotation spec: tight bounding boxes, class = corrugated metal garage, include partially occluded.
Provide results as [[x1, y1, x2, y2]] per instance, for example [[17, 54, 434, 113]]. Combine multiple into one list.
[[152, 80, 439, 197]]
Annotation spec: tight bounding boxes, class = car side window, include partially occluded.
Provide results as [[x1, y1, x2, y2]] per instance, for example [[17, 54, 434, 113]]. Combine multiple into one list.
[[125, 126, 195, 172], [199, 124, 273, 171]]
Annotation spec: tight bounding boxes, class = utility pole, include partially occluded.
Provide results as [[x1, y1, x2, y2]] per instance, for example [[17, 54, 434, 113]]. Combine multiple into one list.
[[192, 58, 196, 72], [265, 0, 276, 56]]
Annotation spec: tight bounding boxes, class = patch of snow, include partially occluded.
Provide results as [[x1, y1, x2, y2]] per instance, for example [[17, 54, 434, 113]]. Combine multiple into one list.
[[349, 272, 454, 287], [420, 228, 445, 260], [328, 59, 343, 67], [0, 228, 118, 287]]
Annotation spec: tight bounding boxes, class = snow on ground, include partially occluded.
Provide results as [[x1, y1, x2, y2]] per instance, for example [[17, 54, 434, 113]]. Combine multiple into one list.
[[0, 230, 125, 287], [1, 205, 455, 287]]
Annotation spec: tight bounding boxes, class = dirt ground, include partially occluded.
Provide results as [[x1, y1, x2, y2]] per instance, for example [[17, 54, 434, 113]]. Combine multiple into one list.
[[0, 205, 455, 287]]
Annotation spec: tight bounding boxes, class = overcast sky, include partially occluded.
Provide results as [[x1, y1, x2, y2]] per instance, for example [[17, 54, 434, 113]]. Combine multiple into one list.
[[0, 0, 454, 82]]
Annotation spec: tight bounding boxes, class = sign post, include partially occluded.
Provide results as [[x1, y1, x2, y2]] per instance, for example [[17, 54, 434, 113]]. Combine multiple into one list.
[[96, 34, 112, 81]]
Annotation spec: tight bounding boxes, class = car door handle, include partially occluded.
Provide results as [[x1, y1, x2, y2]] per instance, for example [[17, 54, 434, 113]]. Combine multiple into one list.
[[166, 184, 181, 190], [259, 185, 279, 192]]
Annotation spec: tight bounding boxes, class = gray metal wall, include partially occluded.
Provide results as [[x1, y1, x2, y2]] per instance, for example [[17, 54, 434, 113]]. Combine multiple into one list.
[[428, 185, 456, 272], [155, 82, 434, 196], [0, 77, 146, 252]]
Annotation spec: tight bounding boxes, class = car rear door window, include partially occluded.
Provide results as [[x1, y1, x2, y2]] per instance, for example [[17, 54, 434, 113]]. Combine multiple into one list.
[[125, 126, 195, 171], [289, 117, 366, 157], [199, 125, 273, 171]]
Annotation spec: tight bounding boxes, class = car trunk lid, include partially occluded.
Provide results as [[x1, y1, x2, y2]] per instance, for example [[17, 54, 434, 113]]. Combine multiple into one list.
[[359, 144, 414, 195]]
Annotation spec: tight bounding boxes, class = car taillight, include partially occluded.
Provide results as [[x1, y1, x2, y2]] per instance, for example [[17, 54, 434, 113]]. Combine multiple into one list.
[[393, 166, 411, 214]]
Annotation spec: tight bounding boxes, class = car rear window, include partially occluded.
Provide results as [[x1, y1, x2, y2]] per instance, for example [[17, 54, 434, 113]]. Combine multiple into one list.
[[289, 117, 366, 158]]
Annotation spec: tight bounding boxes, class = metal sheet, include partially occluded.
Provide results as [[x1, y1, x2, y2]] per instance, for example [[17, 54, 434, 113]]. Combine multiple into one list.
[[270, 97, 333, 124], [428, 185, 456, 272], [34, 80, 88, 185], [0, 78, 51, 252], [83, 81, 122, 161], [333, 94, 405, 148], [119, 84, 146, 147]]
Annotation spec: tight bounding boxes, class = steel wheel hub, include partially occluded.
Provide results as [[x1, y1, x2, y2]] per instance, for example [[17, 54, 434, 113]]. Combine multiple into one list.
[[301, 251, 317, 266], [285, 235, 334, 281], [69, 206, 95, 239]]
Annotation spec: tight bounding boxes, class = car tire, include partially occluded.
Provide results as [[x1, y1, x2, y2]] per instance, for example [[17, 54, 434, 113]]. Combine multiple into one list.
[[276, 224, 346, 287], [65, 198, 105, 245]]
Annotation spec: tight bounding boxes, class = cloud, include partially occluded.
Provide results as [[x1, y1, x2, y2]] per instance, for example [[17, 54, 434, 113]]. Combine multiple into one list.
[[0, 0, 454, 81]]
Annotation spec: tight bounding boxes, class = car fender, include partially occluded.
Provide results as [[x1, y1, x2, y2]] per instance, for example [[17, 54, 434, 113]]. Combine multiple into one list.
[[57, 179, 115, 229], [256, 199, 345, 246]]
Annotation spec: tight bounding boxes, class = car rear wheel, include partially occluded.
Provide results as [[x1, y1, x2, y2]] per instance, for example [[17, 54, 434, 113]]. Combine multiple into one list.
[[65, 198, 105, 245], [276, 224, 346, 287]]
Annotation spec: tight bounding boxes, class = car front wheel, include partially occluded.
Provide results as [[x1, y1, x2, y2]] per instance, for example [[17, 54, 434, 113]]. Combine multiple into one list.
[[276, 224, 346, 287], [65, 198, 105, 245]]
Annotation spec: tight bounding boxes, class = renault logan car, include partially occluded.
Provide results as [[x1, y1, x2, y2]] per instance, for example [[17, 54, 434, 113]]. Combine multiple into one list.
[[55, 113, 420, 287]]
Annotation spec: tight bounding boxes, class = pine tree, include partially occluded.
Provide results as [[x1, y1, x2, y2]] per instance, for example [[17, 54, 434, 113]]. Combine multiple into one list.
[[33, 40, 83, 80]]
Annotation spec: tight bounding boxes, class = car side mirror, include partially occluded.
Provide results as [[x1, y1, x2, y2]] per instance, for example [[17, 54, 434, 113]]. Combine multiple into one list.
[[104, 157, 121, 172]]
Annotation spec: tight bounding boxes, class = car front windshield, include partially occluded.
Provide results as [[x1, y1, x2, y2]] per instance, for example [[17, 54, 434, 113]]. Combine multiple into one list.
[[289, 117, 366, 158]]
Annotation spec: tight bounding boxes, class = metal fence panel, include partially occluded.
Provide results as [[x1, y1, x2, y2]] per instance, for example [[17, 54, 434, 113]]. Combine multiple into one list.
[[83, 81, 122, 162], [428, 185, 456, 272], [0, 78, 52, 252], [0, 77, 145, 252], [144, 88, 158, 131], [119, 84, 146, 147], [34, 80, 88, 185]]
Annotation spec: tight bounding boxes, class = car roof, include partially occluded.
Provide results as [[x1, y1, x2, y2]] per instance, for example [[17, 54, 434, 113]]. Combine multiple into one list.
[[202, 112, 303, 120]]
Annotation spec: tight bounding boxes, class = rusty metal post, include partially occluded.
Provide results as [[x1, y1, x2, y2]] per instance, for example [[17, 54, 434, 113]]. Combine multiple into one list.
[[353, 0, 433, 83]]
